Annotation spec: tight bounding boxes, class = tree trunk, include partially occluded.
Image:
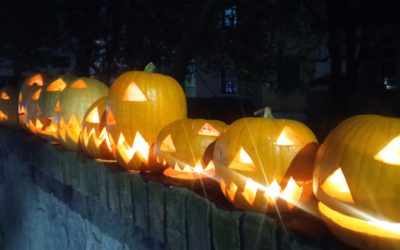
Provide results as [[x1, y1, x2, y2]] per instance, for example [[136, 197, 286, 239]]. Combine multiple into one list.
[[167, 0, 220, 84]]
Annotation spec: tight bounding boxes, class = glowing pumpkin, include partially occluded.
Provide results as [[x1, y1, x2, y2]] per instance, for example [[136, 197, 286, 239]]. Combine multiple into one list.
[[79, 97, 114, 161], [213, 110, 318, 213], [155, 119, 227, 180], [57, 77, 109, 151], [106, 71, 187, 172], [18, 73, 45, 133], [0, 86, 19, 126], [37, 74, 77, 141], [314, 115, 400, 249]]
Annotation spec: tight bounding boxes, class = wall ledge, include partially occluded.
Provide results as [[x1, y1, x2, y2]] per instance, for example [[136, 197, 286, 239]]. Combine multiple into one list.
[[0, 127, 352, 250]]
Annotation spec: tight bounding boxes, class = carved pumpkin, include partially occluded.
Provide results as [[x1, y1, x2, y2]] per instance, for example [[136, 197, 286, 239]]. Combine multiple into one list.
[[0, 86, 19, 126], [79, 97, 114, 161], [57, 77, 109, 151], [37, 74, 77, 141], [155, 119, 227, 180], [313, 115, 400, 249], [18, 73, 45, 133], [106, 71, 187, 172], [213, 110, 318, 212]]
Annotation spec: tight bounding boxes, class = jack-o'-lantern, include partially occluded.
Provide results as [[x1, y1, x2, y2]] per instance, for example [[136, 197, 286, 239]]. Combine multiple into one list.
[[37, 74, 77, 141], [314, 115, 400, 250], [155, 119, 227, 180], [107, 71, 187, 172], [213, 109, 318, 213], [18, 73, 45, 133], [0, 86, 19, 126], [79, 97, 114, 161], [57, 77, 109, 151]]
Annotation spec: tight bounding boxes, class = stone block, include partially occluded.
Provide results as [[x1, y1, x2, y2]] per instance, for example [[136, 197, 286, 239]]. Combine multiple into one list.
[[165, 186, 190, 250], [118, 172, 133, 220], [96, 164, 108, 208], [240, 211, 277, 250], [186, 193, 212, 250], [147, 181, 165, 243], [106, 167, 121, 215], [211, 205, 242, 250], [130, 173, 148, 231]]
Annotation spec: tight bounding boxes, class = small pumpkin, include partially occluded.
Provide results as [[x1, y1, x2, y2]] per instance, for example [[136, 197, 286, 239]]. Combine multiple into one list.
[[155, 118, 227, 180], [213, 108, 318, 212], [18, 73, 45, 133], [0, 86, 19, 126], [37, 74, 77, 141], [57, 77, 109, 151], [314, 115, 400, 249], [106, 70, 187, 172], [79, 97, 114, 161]]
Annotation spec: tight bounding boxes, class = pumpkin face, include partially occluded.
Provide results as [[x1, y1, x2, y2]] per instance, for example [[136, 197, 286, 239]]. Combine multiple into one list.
[[37, 74, 76, 141], [18, 73, 45, 133], [214, 117, 318, 212], [155, 119, 227, 180], [57, 77, 109, 151], [313, 115, 400, 249], [79, 97, 114, 161], [107, 71, 187, 172], [0, 86, 19, 126]]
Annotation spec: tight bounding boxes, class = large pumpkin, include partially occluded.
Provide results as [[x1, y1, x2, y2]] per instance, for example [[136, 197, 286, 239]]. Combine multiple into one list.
[[79, 97, 114, 161], [37, 74, 77, 141], [213, 111, 318, 212], [0, 86, 19, 126], [57, 77, 109, 151], [18, 73, 45, 133], [106, 71, 187, 172], [313, 115, 400, 249], [155, 119, 227, 180]]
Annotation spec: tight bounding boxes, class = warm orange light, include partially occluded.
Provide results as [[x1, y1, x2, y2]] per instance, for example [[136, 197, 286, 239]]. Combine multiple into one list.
[[28, 74, 44, 86], [275, 127, 301, 146], [221, 179, 238, 201], [28, 119, 43, 132], [47, 79, 67, 91], [18, 105, 26, 115], [321, 168, 354, 203], [229, 147, 256, 171], [31, 89, 42, 100], [0, 91, 10, 100], [85, 107, 100, 123], [375, 136, 400, 165], [54, 100, 61, 113], [18, 93, 22, 103], [106, 109, 116, 125], [263, 179, 282, 204], [282, 177, 303, 208], [71, 80, 87, 89], [319, 202, 400, 239], [117, 132, 150, 164], [160, 134, 176, 152], [242, 178, 258, 205], [123, 82, 147, 101], [82, 127, 112, 151], [58, 115, 81, 144], [167, 160, 215, 176], [198, 123, 221, 136], [0, 111, 8, 121]]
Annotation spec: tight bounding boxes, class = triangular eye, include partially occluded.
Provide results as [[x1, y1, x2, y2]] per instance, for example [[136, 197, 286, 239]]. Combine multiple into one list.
[[229, 147, 256, 171], [86, 107, 100, 123], [160, 134, 176, 152], [374, 135, 400, 165], [0, 91, 10, 100], [106, 109, 116, 125], [275, 127, 302, 146], [19, 93, 23, 103], [123, 82, 147, 102], [71, 80, 87, 89], [28, 74, 44, 86], [321, 168, 354, 203], [32, 89, 42, 100], [54, 100, 61, 113], [0, 111, 7, 120], [198, 123, 221, 136], [47, 79, 67, 91]]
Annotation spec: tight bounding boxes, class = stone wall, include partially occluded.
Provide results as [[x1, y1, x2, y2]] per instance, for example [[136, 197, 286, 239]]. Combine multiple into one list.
[[0, 127, 352, 250]]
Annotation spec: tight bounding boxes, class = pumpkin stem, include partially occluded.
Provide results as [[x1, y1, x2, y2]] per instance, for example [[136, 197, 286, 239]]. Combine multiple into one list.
[[254, 106, 274, 118], [144, 62, 157, 73]]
